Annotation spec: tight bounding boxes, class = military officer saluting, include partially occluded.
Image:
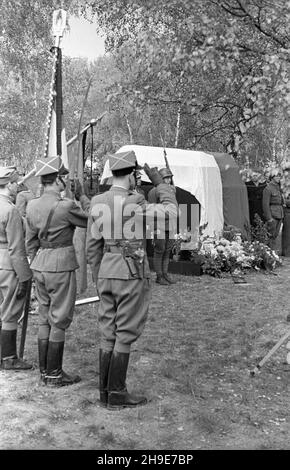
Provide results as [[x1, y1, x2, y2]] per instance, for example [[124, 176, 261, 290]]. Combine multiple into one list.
[[148, 167, 177, 285], [0, 166, 32, 370], [86, 150, 178, 410], [25, 156, 88, 386], [15, 182, 34, 218]]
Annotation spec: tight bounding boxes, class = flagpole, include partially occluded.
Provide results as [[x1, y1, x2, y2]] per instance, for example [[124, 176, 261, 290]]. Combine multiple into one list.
[[18, 10, 67, 186], [18, 119, 104, 185], [43, 9, 67, 160]]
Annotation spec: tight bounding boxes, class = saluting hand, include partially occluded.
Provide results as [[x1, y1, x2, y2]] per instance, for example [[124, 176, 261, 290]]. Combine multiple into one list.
[[143, 164, 163, 186]]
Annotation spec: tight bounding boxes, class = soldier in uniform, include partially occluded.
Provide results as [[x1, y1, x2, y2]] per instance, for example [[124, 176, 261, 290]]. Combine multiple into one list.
[[147, 167, 177, 285], [262, 169, 284, 252], [25, 156, 88, 387], [16, 182, 35, 218], [86, 150, 178, 410], [0, 166, 33, 370]]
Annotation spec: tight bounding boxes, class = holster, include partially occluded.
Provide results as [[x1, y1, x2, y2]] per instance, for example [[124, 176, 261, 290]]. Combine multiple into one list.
[[124, 257, 140, 278], [105, 241, 145, 278]]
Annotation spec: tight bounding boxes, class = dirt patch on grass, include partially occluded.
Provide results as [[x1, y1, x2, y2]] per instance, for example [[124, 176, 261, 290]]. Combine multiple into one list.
[[2, 261, 290, 450]]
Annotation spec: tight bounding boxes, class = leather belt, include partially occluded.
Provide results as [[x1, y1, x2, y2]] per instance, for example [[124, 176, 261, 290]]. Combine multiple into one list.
[[104, 245, 123, 253], [39, 240, 73, 249]]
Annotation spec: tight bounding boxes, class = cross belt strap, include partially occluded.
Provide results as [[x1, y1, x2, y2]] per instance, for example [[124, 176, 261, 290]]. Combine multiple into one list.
[[41, 199, 61, 241]]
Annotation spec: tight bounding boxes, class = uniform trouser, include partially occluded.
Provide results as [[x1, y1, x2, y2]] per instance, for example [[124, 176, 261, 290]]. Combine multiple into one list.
[[0, 270, 26, 330], [267, 218, 282, 251], [33, 270, 77, 343], [153, 236, 175, 276], [97, 278, 151, 353]]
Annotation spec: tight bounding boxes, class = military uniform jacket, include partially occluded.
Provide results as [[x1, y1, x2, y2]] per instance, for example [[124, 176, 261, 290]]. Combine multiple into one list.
[[262, 182, 284, 221], [26, 189, 88, 272], [0, 194, 32, 282], [147, 185, 177, 233], [147, 185, 176, 203], [15, 190, 34, 218], [87, 183, 178, 281]]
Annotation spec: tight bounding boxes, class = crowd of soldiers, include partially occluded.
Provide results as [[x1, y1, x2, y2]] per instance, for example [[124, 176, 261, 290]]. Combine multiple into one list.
[[0, 150, 178, 410]]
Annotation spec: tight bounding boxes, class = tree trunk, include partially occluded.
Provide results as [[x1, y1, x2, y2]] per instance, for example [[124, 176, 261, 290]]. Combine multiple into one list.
[[125, 113, 134, 144], [174, 102, 181, 148]]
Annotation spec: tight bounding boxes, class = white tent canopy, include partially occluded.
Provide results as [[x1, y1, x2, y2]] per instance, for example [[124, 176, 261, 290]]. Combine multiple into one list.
[[101, 144, 224, 237]]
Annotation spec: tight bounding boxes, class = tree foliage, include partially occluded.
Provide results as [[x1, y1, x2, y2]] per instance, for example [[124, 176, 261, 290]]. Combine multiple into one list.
[[0, 0, 78, 170], [1, 1, 290, 172], [82, 0, 290, 165]]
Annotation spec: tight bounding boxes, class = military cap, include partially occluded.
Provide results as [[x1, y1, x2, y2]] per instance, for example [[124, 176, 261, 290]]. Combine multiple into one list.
[[159, 167, 173, 179], [109, 150, 142, 172], [0, 166, 19, 185], [35, 156, 68, 177]]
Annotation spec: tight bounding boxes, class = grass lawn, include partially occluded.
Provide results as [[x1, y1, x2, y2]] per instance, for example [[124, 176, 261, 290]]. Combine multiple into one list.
[[1, 259, 290, 450]]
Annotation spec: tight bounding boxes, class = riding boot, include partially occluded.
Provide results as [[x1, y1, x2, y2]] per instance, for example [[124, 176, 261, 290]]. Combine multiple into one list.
[[45, 341, 81, 387], [156, 274, 170, 285], [0, 329, 32, 370], [162, 251, 176, 284], [38, 338, 49, 383], [153, 251, 169, 284], [107, 351, 147, 410], [99, 349, 113, 407]]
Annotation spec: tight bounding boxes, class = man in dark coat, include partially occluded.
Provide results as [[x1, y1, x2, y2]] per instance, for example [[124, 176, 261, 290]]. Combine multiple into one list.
[[26, 156, 88, 387], [0, 166, 33, 370], [86, 151, 178, 410]]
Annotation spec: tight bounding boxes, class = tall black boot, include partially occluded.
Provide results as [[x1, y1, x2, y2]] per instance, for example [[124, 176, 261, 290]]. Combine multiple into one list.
[[154, 251, 169, 285], [38, 338, 49, 383], [0, 329, 32, 370], [99, 349, 113, 407], [162, 252, 176, 284], [45, 341, 81, 387], [107, 351, 147, 410]]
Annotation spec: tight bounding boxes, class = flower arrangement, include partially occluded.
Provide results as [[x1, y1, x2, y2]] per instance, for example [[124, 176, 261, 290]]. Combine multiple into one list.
[[250, 214, 270, 244], [172, 229, 192, 257], [194, 225, 281, 277]]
